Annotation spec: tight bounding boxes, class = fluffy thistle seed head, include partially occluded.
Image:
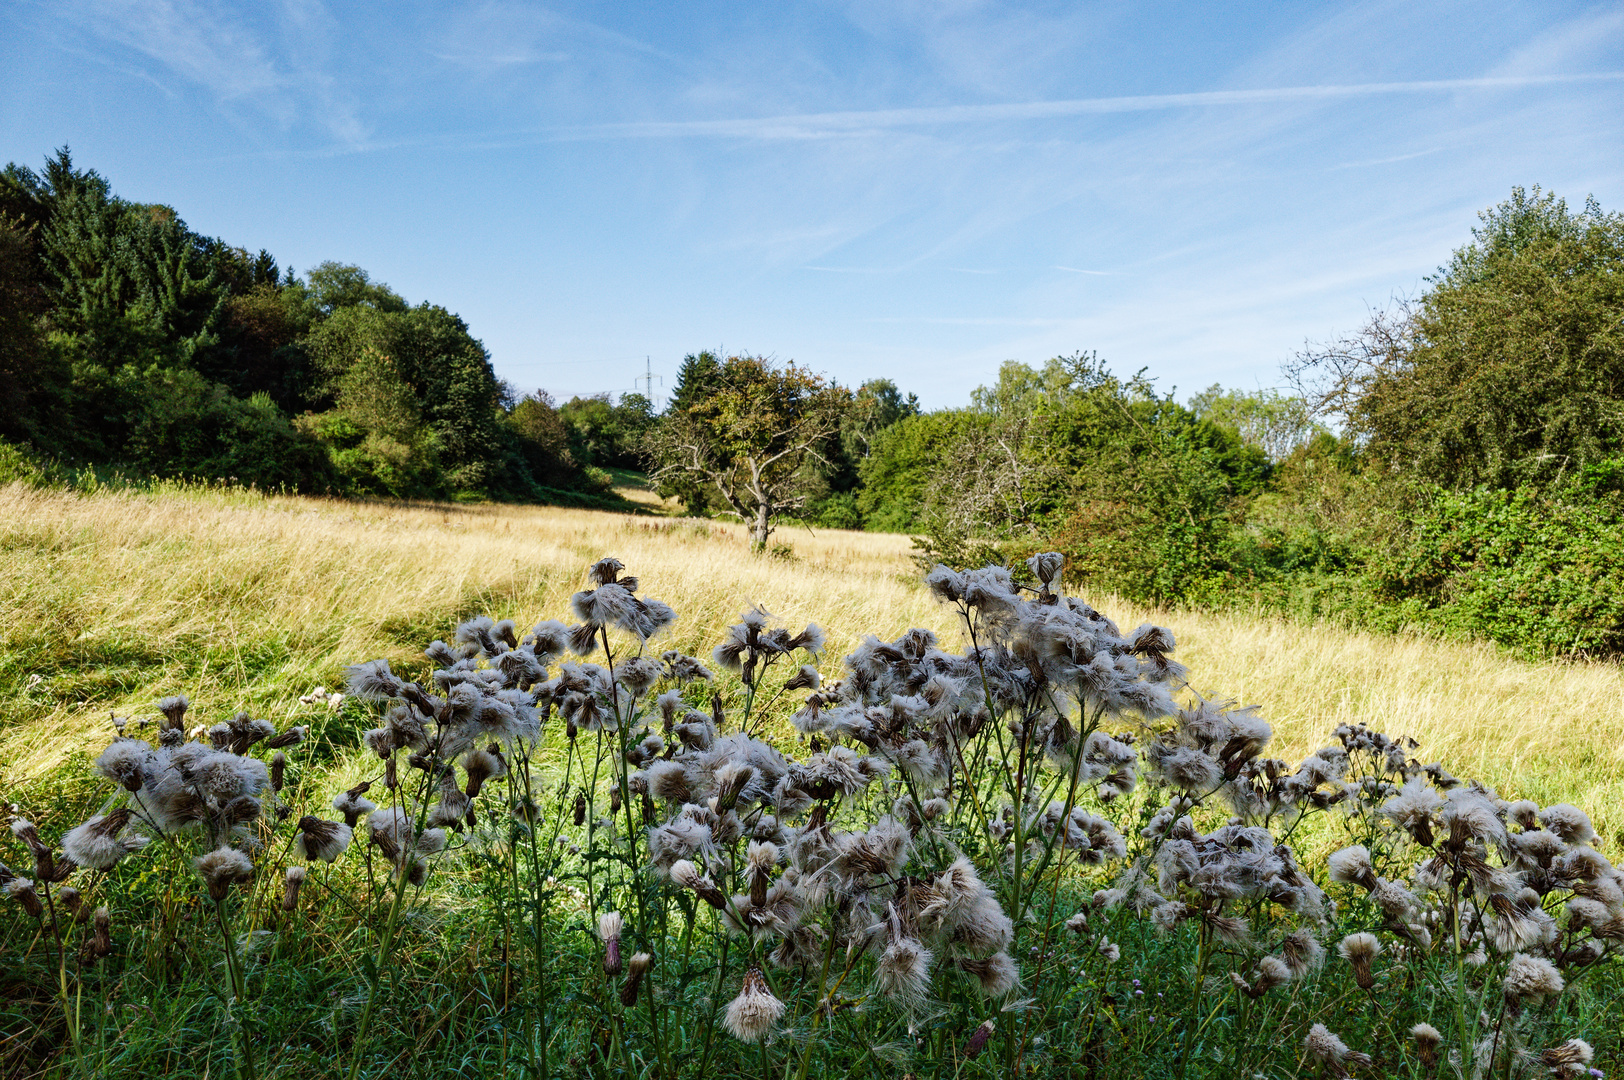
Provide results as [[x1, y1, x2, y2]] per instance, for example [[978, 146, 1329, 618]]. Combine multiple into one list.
[[1409, 1022, 1442, 1066], [3, 875, 44, 919], [957, 951, 1019, 998], [333, 787, 376, 828], [282, 866, 306, 912], [722, 968, 784, 1044], [599, 912, 624, 975], [294, 817, 353, 863], [1327, 846, 1379, 891], [1279, 929, 1325, 978], [88, 906, 113, 958], [1538, 804, 1595, 845], [876, 935, 933, 1009], [1538, 1039, 1594, 1071], [620, 952, 654, 1006], [156, 695, 189, 729], [1503, 953, 1564, 1005], [61, 810, 147, 871], [96, 739, 151, 792], [1303, 1024, 1349, 1065], [195, 847, 253, 901], [1338, 932, 1382, 989]]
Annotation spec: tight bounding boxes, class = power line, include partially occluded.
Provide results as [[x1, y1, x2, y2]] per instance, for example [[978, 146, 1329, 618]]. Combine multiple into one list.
[[633, 356, 664, 402]]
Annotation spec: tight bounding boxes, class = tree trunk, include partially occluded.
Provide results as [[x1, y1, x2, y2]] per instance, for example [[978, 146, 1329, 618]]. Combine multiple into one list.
[[751, 499, 772, 551]]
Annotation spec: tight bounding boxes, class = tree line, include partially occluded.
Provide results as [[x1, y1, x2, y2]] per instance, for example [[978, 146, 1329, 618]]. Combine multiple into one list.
[[0, 149, 651, 505], [4, 152, 1621, 656], [645, 187, 1624, 659]]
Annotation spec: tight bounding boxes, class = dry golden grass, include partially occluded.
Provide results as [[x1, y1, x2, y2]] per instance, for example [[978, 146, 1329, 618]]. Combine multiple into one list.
[[2, 482, 1619, 837]]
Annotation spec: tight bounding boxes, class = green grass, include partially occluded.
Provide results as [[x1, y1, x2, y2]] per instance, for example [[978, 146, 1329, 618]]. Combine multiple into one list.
[[1, 484, 1621, 1079]]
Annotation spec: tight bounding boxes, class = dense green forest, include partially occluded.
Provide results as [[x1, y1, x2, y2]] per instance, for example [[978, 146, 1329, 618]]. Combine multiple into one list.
[[0, 149, 644, 506], [4, 151, 1622, 657]]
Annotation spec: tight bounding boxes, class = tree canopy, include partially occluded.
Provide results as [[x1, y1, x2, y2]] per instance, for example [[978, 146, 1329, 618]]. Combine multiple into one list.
[[1290, 186, 1624, 490], [646, 354, 850, 547]]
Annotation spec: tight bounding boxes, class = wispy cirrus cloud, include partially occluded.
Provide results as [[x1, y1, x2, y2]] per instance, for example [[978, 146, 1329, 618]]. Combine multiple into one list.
[[553, 71, 1624, 141], [57, 0, 367, 143]]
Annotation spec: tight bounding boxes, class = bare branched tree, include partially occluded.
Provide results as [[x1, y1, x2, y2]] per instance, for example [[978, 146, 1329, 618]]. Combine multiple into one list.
[[1282, 297, 1418, 432]]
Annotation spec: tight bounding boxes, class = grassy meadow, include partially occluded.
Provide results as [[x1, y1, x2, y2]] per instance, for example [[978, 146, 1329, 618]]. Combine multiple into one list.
[[2, 482, 1622, 1079], [3, 481, 1620, 827]]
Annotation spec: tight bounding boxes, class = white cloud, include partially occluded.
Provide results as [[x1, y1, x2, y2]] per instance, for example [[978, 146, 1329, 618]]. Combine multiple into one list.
[[58, 0, 367, 144]]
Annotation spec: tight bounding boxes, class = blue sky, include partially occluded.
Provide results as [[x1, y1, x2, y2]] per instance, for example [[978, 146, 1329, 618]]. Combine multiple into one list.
[[4, 2, 1621, 409]]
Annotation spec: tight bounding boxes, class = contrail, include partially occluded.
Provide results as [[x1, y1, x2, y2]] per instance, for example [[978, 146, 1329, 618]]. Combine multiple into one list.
[[559, 72, 1624, 140]]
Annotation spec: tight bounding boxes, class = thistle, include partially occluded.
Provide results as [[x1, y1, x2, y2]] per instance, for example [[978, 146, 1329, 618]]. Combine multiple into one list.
[[283, 866, 307, 912], [722, 968, 783, 1044], [597, 912, 623, 976], [620, 952, 653, 1006], [195, 847, 254, 901]]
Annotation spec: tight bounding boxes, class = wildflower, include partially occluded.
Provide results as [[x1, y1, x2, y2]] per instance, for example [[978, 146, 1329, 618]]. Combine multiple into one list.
[[648, 819, 718, 876], [1327, 846, 1379, 891], [1536, 1039, 1594, 1078], [723, 968, 784, 1043], [1252, 954, 1289, 991], [1441, 788, 1508, 851], [662, 651, 714, 683], [1303, 1024, 1370, 1075], [963, 1019, 996, 1060], [1338, 932, 1381, 989], [265, 725, 307, 750], [924, 564, 966, 603], [529, 620, 572, 659], [598, 912, 624, 975], [643, 760, 695, 805], [283, 866, 306, 912], [746, 841, 778, 905], [1148, 745, 1221, 793], [620, 952, 653, 1006], [1503, 953, 1564, 1007], [428, 785, 471, 831], [462, 747, 504, 797], [670, 859, 728, 909], [787, 623, 825, 654], [333, 785, 376, 828], [1409, 1023, 1442, 1067], [88, 907, 113, 959], [957, 951, 1020, 997], [783, 665, 820, 692], [157, 694, 190, 729], [1028, 551, 1064, 588], [195, 847, 254, 901], [614, 657, 664, 696], [2, 869, 43, 918], [1488, 893, 1557, 952], [346, 659, 405, 701], [96, 738, 152, 792], [60, 810, 148, 871], [1371, 878, 1420, 922], [925, 858, 1014, 954], [876, 934, 933, 1009], [294, 817, 353, 863], [1539, 804, 1595, 845]]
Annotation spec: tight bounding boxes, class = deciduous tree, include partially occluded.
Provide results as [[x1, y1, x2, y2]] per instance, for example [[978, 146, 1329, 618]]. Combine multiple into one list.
[[646, 354, 850, 548]]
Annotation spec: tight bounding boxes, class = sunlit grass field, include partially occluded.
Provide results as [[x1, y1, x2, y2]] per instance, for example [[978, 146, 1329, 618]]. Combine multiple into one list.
[[3, 481, 1623, 1079], [3, 481, 1620, 836]]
